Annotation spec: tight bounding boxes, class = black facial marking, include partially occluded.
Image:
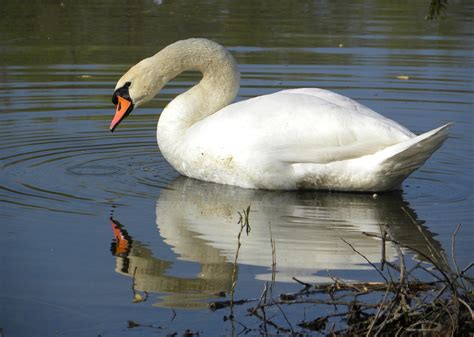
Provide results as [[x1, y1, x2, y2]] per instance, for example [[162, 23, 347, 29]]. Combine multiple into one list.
[[112, 81, 132, 105]]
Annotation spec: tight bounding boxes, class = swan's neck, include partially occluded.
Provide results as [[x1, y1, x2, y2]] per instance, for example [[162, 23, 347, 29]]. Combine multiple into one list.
[[154, 39, 240, 147]]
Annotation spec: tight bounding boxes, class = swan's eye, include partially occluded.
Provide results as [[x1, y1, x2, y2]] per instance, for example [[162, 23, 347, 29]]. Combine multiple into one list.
[[112, 82, 133, 105], [112, 92, 118, 105]]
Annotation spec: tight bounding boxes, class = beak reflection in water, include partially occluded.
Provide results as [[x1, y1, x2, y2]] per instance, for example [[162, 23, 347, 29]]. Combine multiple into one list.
[[109, 177, 446, 308]]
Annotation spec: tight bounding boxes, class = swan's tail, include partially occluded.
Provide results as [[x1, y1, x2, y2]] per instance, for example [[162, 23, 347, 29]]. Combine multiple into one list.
[[375, 123, 452, 186]]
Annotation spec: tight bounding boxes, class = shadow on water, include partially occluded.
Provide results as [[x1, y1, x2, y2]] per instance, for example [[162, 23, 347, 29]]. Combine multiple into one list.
[[109, 176, 446, 309]]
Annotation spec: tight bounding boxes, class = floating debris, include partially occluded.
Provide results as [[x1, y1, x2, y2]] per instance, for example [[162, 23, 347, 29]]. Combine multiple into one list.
[[396, 75, 410, 80]]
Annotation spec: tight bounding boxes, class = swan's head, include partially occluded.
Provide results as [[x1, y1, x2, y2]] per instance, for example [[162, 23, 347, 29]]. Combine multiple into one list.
[[110, 58, 164, 132], [110, 81, 133, 132]]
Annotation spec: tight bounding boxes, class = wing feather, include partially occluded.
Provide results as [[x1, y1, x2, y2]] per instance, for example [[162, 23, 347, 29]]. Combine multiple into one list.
[[188, 89, 414, 164]]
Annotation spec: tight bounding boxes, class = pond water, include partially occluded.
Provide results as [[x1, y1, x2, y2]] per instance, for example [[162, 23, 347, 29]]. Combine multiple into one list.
[[1, 0, 472, 336]]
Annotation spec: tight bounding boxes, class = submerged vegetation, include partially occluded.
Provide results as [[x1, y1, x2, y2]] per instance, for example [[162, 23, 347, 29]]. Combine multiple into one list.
[[208, 212, 473, 336]]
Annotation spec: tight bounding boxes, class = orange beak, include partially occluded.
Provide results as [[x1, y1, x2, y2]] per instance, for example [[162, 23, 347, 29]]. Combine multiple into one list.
[[110, 96, 133, 132]]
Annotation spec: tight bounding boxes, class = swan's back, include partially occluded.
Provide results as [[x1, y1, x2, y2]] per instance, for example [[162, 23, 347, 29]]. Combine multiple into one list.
[[188, 89, 414, 163]]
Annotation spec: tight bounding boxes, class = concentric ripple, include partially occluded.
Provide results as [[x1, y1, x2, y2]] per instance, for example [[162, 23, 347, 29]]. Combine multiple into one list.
[[0, 122, 178, 215], [0, 65, 181, 216]]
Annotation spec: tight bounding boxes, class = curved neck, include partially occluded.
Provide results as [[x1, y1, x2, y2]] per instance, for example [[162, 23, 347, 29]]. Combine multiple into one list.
[[154, 39, 240, 143]]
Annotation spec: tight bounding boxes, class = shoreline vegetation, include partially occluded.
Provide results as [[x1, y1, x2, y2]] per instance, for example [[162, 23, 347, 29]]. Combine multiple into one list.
[[426, 0, 449, 20], [206, 208, 473, 336]]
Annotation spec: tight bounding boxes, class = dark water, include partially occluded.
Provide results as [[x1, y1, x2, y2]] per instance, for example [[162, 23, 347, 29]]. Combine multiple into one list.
[[1, 1, 473, 336]]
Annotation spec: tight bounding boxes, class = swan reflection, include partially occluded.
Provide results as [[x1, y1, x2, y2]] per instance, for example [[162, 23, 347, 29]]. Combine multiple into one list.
[[110, 217, 233, 308], [110, 177, 445, 307]]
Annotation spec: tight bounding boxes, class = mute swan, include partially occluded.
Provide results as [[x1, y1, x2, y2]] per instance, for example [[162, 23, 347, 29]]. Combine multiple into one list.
[[110, 38, 451, 191]]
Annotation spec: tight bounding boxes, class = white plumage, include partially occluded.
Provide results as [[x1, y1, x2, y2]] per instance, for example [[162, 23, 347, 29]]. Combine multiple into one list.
[[112, 38, 451, 191]]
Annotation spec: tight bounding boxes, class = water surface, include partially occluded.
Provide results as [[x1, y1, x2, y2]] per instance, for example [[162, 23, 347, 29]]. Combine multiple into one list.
[[1, 1, 472, 336]]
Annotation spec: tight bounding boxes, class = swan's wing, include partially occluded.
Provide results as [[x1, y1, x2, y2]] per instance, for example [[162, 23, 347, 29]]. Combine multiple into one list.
[[189, 89, 415, 164]]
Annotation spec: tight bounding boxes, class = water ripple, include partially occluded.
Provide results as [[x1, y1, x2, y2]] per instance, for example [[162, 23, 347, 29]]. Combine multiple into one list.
[[0, 61, 471, 222]]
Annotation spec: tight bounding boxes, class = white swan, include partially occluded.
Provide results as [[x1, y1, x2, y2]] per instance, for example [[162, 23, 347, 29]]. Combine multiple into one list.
[[110, 38, 451, 191]]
